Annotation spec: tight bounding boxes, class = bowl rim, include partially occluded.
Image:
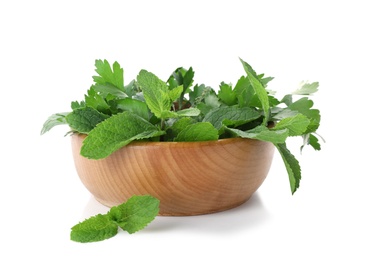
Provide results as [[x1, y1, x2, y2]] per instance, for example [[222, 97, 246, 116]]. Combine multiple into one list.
[[72, 133, 263, 148]]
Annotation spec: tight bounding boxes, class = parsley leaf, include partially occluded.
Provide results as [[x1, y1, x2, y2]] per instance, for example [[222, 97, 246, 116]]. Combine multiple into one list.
[[218, 82, 237, 106], [288, 97, 321, 133], [93, 59, 124, 91]]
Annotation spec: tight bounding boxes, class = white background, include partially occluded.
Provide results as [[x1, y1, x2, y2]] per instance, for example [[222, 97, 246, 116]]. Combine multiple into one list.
[[1, 0, 365, 259]]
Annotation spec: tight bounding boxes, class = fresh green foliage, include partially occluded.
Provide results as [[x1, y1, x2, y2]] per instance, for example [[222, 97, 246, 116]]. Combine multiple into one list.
[[41, 58, 323, 195], [275, 143, 302, 194], [40, 113, 68, 135], [175, 122, 219, 141], [70, 195, 159, 243], [81, 111, 165, 159]]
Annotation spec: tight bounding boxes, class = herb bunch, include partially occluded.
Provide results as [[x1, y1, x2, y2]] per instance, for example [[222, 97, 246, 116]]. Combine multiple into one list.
[[41, 58, 322, 194]]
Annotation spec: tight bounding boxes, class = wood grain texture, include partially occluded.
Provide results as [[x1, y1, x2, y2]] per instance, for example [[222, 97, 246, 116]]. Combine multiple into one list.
[[71, 134, 275, 216]]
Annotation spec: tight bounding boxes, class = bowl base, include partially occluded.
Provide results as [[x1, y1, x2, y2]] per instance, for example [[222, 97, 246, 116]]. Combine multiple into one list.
[[94, 195, 252, 216]]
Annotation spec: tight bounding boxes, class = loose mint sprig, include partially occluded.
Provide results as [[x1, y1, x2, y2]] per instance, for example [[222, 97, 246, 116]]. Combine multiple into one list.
[[70, 195, 160, 243]]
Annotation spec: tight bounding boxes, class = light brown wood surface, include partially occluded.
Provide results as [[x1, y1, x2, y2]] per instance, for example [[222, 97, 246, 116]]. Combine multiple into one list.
[[71, 134, 275, 216]]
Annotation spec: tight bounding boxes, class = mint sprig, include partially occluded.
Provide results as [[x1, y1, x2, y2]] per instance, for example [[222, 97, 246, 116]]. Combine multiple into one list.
[[70, 195, 160, 243]]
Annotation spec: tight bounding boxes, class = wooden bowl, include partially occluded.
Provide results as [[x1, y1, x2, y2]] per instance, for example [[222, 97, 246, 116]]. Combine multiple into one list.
[[71, 134, 275, 216]]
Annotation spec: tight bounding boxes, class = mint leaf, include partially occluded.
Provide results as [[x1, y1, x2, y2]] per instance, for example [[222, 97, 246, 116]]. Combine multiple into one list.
[[108, 195, 160, 234], [70, 214, 118, 243], [233, 76, 253, 107], [292, 81, 319, 95], [40, 112, 69, 134], [176, 107, 201, 117], [275, 143, 301, 194], [92, 84, 128, 99], [288, 97, 321, 133], [218, 82, 237, 106], [137, 70, 171, 119], [66, 107, 109, 134], [203, 106, 261, 132], [168, 85, 184, 101], [174, 122, 219, 141], [240, 59, 270, 124], [227, 125, 289, 143], [182, 67, 195, 92], [166, 117, 196, 140], [272, 114, 310, 136], [272, 107, 299, 120], [167, 67, 194, 109], [70, 195, 160, 243], [93, 60, 124, 91], [81, 111, 165, 159], [115, 98, 149, 121]]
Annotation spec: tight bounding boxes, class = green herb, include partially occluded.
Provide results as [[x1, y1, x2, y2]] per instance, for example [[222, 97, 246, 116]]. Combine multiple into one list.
[[41, 58, 323, 194], [70, 195, 160, 243]]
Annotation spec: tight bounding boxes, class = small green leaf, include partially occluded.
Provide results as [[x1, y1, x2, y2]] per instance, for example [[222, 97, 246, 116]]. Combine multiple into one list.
[[167, 117, 196, 139], [137, 70, 171, 119], [70, 214, 118, 243], [81, 111, 165, 159], [203, 106, 261, 131], [93, 60, 124, 91], [40, 112, 69, 135], [108, 195, 160, 234], [176, 107, 201, 117], [182, 67, 195, 91], [275, 143, 301, 194], [240, 58, 270, 124], [169, 85, 184, 101], [84, 87, 111, 114], [288, 97, 321, 133], [92, 83, 128, 99], [66, 107, 109, 134], [301, 133, 321, 152], [189, 84, 208, 106], [174, 122, 219, 142], [272, 107, 298, 120], [197, 92, 221, 116], [292, 81, 319, 95], [218, 82, 237, 106], [227, 125, 289, 143], [115, 98, 150, 121], [233, 76, 253, 107], [71, 101, 85, 110], [272, 114, 310, 136]]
